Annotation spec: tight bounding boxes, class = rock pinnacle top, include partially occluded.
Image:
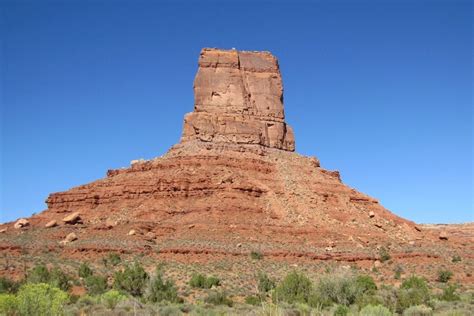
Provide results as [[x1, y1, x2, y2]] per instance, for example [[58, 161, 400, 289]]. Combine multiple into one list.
[[180, 48, 295, 151]]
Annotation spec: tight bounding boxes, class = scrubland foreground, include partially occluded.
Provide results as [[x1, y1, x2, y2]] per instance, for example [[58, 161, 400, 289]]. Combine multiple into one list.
[[0, 250, 473, 315]]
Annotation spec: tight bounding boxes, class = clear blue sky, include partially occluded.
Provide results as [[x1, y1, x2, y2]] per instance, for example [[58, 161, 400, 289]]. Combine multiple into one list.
[[1, 0, 472, 224]]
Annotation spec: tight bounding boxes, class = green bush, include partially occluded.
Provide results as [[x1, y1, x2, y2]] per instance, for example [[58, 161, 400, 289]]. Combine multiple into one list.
[[27, 265, 70, 292], [85, 275, 108, 295], [147, 269, 182, 303], [314, 273, 363, 306], [113, 262, 149, 297], [397, 276, 431, 312], [273, 271, 313, 305], [78, 263, 93, 279], [0, 277, 19, 294], [439, 284, 460, 302], [360, 304, 392, 316], [49, 267, 70, 292], [394, 266, 404, 280], [379, 247, 391, 262], [356, 275, 377, 294], [204, 290, 233, 306], [0, 293, 18, 316], [27, 264, 50, 284], [17, 283, 68, 316], [451, 255, 461, 263], [257, 272, 275, 294], [189, 273, 220, 289], [402, 304, 433, 316], [250, 251, 263, 260], [245, 295, 261, 305], [101, 289, 125, 310], [333, 304, 350, 316], [437, 270, 453, 283]]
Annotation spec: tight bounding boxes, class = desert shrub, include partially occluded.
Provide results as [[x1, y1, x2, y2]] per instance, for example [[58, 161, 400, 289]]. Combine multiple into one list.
[[113, 262, 149, 297], [27, 264, 50, 284], [360, 304, 392, 316], [245, 295, 261, 305], [379, 247, 391, 262], [257, 272, 275, 294], [78, 263, 93, 279], [85, 275, 108, 295], [314, 272, 363, 306], [105, 253, 121, 267], [356, 275, 377, 294], [250, 251, 264, 260], [49, 267, 70, 291], [439, 284, 460, 302], [189, 273, 220, 289], [402, 304, 433, 316], [333, 304, 350, 316], [146, 269, 182, 303], [157, 305, 183, 316], [394, 266, 404, 280], [101, 289, 125, 310], [17, 283, 68, 316], [356, 293, 385, 309], [377, 285, 398, 312], [0, 277, 20, 294], [204, 290, 233, 306], [451, 255, 461, 263], [0, 294, 18, 316], [273, 271, 313, 304], [437, 270, 453, 283], [397, 276, 431, 312]]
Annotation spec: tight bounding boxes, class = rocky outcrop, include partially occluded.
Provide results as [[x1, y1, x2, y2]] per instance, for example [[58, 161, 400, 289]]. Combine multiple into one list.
[[13, 219, 29, 229], [4, 48, 427, 260], [181, 48, 295, 151]]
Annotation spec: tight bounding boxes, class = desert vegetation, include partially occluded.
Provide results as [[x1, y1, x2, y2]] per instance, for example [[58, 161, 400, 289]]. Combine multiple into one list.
[[0, 259, 472, 316]]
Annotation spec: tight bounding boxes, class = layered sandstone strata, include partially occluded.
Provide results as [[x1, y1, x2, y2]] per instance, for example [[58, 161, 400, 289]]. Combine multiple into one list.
[[181, 48, 295, 151]]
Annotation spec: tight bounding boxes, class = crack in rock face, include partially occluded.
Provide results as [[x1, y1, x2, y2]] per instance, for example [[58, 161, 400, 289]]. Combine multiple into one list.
[[181, 48, 295, 151]]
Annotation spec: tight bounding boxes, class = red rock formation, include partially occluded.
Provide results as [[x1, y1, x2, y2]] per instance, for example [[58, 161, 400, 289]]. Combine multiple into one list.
[[4, 48, 468, 268], [181, 48, 295, 151]]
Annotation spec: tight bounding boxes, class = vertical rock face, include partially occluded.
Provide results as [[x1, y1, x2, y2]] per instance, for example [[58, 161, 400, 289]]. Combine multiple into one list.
[[181, 48, 295, 151]]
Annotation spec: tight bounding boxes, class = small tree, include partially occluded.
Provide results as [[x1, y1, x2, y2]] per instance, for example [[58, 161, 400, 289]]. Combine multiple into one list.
[[113, 262, 149, 297], [17, 283, 68, 316], [147, 270, 182, 303], [273, 271, 313, 304]]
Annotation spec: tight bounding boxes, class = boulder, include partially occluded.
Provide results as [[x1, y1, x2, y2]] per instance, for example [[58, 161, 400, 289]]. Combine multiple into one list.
[[45, 220, 57, 228], [439, 231, 448, 240], [62, 212, 81, 224], [14, 218, 29, 229], [61, 232, 77, 244], [105, 219, 117, 229], [127, 229, 136, 236], [369, 211, 375, 218], [0, 228, 7, 233]]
